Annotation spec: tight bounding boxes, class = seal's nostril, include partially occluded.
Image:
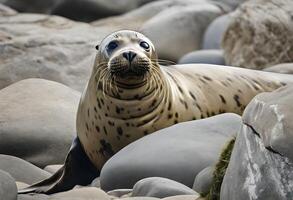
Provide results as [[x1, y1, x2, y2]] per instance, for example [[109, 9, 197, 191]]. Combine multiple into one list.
[[123, 51, 137, 62]]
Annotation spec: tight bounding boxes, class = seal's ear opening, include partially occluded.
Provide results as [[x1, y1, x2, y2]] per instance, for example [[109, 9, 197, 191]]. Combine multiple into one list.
[[95, 45, 99, 51]]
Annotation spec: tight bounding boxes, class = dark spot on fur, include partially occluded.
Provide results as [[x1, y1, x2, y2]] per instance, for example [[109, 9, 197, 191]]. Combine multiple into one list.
[[211, 111, 215, 116], [126, 122, 130, 127], [203, 76, 212, 81], [192, 117, 196, 120], [103, 126, 108, 135], [177, 86, 183, 93], [86, 123, 89, 131], [219, 95, 226, 104], [126, 134, 131, 138], [100, 99, 104, 105], [168, 102, 172, 111], [105, 113, 108, 117], [144, 130, 148, 135], [151, 99, 157, 107], [94, 107, 97, 113], [168, 114, 173, 119], [174, 120, 178, 124], [108, 121, 114, 126], [189, 92, 196, 100], [134, 94, 139, 99], [87, 109, 90, 117], [99, 139, 114, 157], [117, 127, 123, 136], [116, 106, 121, 114], [234, 94, 241, 107], [200, 114, 204, 119], [97, 82, 103, 90], [95, 126, 100, 132], [175, 112, 179, 118]]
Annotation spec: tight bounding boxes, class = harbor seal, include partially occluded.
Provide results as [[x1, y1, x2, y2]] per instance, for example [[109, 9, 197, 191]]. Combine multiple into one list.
[[20, 30, 293, 194]]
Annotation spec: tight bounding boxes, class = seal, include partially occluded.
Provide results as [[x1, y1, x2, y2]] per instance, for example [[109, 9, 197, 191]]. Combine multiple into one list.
[[19, 30, 293, 194]]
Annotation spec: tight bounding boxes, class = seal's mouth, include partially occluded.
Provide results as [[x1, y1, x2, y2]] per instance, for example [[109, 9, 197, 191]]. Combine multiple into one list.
[[111, 67, 149, 78]]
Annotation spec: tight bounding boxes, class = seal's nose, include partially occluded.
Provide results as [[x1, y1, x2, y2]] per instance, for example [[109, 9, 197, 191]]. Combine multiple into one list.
[[122, 51, 137, 63]]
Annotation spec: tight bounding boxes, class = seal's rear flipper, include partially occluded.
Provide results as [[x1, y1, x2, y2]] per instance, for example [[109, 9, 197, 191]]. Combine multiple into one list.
[[18, 137, 100, 194]]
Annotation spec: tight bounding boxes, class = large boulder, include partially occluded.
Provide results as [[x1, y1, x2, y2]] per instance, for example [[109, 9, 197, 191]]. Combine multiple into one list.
[[132, 177, 198, 198], [1, 0, 161, 22], [141, 1, 226, 61], [100, 113, 241, 191], [178, 50, 225, 65], [0, 12, 110, 92], [0, 170, 17, 200], [222, 0, 293, 69], [0, 154, 51, 184], [0, 2, 17, 15], [0, 79, 80, 168], [221, 86, 293, 200]]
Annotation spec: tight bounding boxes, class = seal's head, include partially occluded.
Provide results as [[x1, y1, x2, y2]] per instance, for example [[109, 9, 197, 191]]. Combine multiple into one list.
[[95, 30, 158, 87]]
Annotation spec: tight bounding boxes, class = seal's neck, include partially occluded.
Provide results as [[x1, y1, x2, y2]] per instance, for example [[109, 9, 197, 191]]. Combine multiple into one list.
[[89, 66, 170, 120]]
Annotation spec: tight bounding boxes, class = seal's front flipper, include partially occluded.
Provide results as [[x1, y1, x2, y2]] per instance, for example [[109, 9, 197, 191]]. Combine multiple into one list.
[[18, 137, 100, 194]]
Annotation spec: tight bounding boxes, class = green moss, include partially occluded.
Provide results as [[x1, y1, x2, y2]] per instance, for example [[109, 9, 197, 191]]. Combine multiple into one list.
[[203, 137, 236, 200]]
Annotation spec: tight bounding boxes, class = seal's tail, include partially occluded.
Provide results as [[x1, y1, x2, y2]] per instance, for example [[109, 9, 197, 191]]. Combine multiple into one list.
[[18, 137, 100, 194]]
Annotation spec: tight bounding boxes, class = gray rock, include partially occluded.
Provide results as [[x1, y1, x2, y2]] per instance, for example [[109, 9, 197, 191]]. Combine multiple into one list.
[[0, 79, 80, 168], [51, 187, 111, 200], [211, 0, 247, 10], [243, 86, 293, 162], [132, 177, 198, 198], [192, 166, 214, 195], [90, 177, 101, 188], [0, 154, 50, 185], [178, 50, 225, 65], [221, 86, 293, 200], [107, 189, 133, 197], [0, 169, 17, 200], [264, 63, 293, 74], [162, 195, 202, 200], [0, 12, 111, 92], [221, 123, 293, 200], [141, 1, 225, 61], [1, 0, 162, 22], [202, 14, 232, 50], [100, 113, 241, 191], [0, 2, 17, 15], [222, 0, 293, 69]]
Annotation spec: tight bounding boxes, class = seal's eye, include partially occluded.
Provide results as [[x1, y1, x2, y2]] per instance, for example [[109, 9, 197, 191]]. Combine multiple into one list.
[[107, 41, 118, 51], [140, 41, 150, 50]]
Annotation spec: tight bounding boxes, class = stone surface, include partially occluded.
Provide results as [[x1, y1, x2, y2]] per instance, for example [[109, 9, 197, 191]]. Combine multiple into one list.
[[1, 0, 162, 22], [107, 188, 133, 197], [16, 182, 29, 190], [221, 86, 293, 199], [0, 79, 80, 168], [192, 166, 213, 195], [222, 0, 293, 69], [163, 195, 201, 200], [0, 154, 50, 184], [121, 198, 159, 200], [221, 123, 293, 200], [178, 50, 225, 65], [211, 0, 247, 9], [51, 187, 111, 200], [0, 12, 110, 92], [0, 169, 17, 200], [264, 63, 293, 74], [100, 114, 241, 191], [43, 165, 63, 174], [0, 2, 17, 15], [132, 177, 197, 198], [243, 86, 293, 162], [202, 14, 232, 50]]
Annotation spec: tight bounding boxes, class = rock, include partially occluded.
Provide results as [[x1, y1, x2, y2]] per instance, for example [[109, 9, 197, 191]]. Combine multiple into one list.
[[212, 0, 247, 9], [1, 0, 161, 22], [18, 194, 48, 200], [0, 12, 111, 92], [243, 86, 293, 162], [90, 177, 101, 188], [221, 86, 293, 200], [92, 0, 200, 30], [192, 166, 214, 195], [264, 63, 293, 74], [222, 0, 293, 69], [202, 14, 232, 50], [43, 165, 62, 174], [100, 113, 241, 191], [0, 79, 80, 168], [51, 187, 111, 200], [0, 3, 17, 15], [0, 154, 51, 184], [178, 50, 225, 65], [107, 189, 133, 197], [162, 195, 201, 200], [132, 177, 197, 198], [141, 1, 225, 61], [0, 169, 17, 200], [121, 198, 159, 200]]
